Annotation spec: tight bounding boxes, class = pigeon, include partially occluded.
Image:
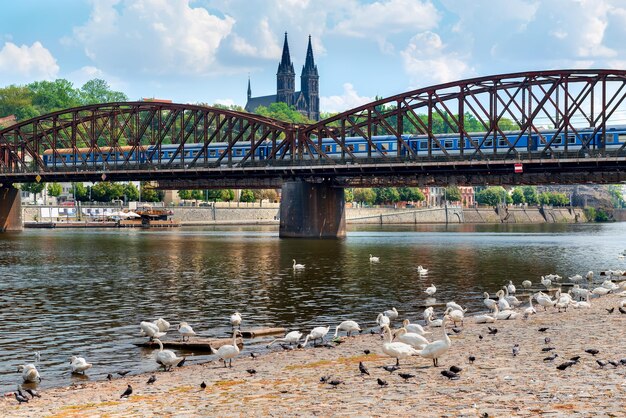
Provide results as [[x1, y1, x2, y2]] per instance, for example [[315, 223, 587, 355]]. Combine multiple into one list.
[[606, 307, 615, 314], [17, 386, 29, 400], [619, 307, 626, 314], [106, 374, 113, 381], [585, 349, 600, 356], [24, 388, 40, 398], [544, 337, 551, 344], [147, 375, 156, 385], [250, 353, 259, 360], [478, 334, 483, 341], [596, 360, 608, 368], [359, 362, 370, 376], [542, 347, 556, 352], [117, 371, 131, 377], [377, 378, 388, 387], [176, 357, 186, 367], [14, 392, 29, 404], [608, 360, 620, 368], [363, 349, 371, 355], [512, 344, 520, 356], [200, 381, 207, 389], [569, 356, 581, 363], [441, 370, 460, 380], [468, 355, 476, 364], [451, 328, 462, 334], [557, 361, 576, 370], [382, 365, 399, 373], [246, 369, 257, 375], [620, 359, 626, 366], [487, 327, 498, 335], [449, 365, 462, 374], [543, 353, 558, 362], [120, 385, 132, 399], [398, 372, 415, 382], [538, 327, 549, 332], [319, 375, 332, 383], [328, 380, 344, 388]]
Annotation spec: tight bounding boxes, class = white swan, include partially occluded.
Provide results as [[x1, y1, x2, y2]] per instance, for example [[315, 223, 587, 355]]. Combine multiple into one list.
[[417, 265, 428, 274], [446, 301, 467, 312], [586, 271, 594, 281], [153, 318, 170, 332], [381, 325, 420, 366], [422, 307, 434, 322], [153, 338, 184, 371], [592, 286, 611, 296], [301, 326, 330, 347], [383, 307, 398, 321], [426, 314, 444, 328], [523, 295, 537, 315], [541, 276, 552, 288], [573, 293, 591, 309], [216, 330, 243, 368], [535, 292, 556, 311], [402, 319, 431, 336], [507, 281, 516, 294], [369, 254, 380, 263], [555, 292, 574, 312], [17, 364, 41, 383], [292, 259, 305, 270], [177, 322, 196, 342], [267, 331, 302, 347], [393, 328, 429, 349], [69, 356, 92, 374], [568, 274, 583, 284], [601, 280, 619, 291], [496, 290, 511, 311], [444, 307, 464, 326], [333, 320, 361, 337], [502, 286, 522, 306], [495, 309, 520, 320], [522, 280, 532, 289], [424, 284, 437, 296], [483, 292, 497, 312], [230, 312, 242, 329], [474, 307, 498, 324], [416, 316, 452, 366], [140, 321, 166, 341], [376, 313, 390, 329]]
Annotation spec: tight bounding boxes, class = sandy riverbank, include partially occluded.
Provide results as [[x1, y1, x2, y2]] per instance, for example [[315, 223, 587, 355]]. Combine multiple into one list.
[[3, 292, 626, 417]]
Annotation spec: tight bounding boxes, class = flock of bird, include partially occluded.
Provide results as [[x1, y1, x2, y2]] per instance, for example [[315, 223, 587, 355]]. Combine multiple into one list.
[[10, 253, 626, 404]]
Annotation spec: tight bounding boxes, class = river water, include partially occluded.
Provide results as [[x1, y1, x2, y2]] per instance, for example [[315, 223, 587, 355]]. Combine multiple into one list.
[[1, 223, 625, 392]]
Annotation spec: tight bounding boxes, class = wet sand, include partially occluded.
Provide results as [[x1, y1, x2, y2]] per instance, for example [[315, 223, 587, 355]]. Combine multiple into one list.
[[3, 292, 626, 417]]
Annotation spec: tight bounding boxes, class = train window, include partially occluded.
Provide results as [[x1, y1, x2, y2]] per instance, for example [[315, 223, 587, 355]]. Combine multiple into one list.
[[355, 144, 361, 152], [419, 141, 428, 150], [567, 135, 577, 145], [443, 140, 453, 149], [324, 145, 332, 153], [381, 144, 387, 151], [553, 136, 563, 145], [347, 144, 354, 152], [498, 138, 508, 147], [484, 139, 493, 147], [209, 149, 216, 157], [618, 134, 626, 142]]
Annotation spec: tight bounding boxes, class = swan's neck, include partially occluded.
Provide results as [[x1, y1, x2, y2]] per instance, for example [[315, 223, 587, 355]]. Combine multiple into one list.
[[232, 331, 239, 348], [156, 339, 163, 351], [442, 321, 450, 345]]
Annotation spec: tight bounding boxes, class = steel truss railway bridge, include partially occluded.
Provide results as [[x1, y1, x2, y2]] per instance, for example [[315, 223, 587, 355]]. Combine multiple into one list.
[[2, 69, 626, 236]]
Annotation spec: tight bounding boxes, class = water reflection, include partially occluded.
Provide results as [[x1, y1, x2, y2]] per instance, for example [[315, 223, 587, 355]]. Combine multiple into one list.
[[1, 222, 625, 392]]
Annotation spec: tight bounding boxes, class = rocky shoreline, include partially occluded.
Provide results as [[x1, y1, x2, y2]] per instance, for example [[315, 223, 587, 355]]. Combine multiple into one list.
[[2, 292, 626, 417]]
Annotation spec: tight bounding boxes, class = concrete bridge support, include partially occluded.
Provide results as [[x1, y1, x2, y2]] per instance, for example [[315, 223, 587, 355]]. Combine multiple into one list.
[[279, 180, 346, 238], [0, 186, 23, 232]]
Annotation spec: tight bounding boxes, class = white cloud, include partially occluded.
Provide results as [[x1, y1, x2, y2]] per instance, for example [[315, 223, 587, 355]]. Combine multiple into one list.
[[231, 18, 282, 59], [214, 98, 236, 107], [321, 83, 373, 113], [401, 32, 471, 87], [0, 41, 59, 80], [73, 0, 235, 75]]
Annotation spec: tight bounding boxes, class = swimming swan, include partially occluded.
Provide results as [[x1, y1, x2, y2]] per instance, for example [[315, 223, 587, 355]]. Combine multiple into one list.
[[369, 254, 380, 263], [17, 364, 40, 383], [292, 259, 305, 270], [424, 284, 437, 296]]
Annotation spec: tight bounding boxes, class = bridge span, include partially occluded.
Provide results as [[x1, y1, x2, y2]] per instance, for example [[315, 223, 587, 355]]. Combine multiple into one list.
[[2, 69, 626, 236]]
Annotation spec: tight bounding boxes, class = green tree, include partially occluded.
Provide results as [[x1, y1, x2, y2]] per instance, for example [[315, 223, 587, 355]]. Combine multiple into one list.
[[28, 79, 81, 113], [608, 185, 626, 208], [123, 183, 139, 202], [220, 189, 235, 202], [72, 183, 90, 202], [398, 187, 425, 202], [344, 188, 354, 203], [191, 190, 204, 200], [0, 85, 38, 121], [538, 192, 551, 205], [353, 188, 376, 206], [521, 186, 539, 205], [548, 192, 569, 207], [79, 79, 128, 104], [445, 186, 462, 202], [374, 187, 400, 204], [511, 188, 526, 205], [20, 182, 46, 203], [476, 186, 510, 206], [47, 182, 62, 198], [178, 190, 192, 200], [240, 189, 255, 202], [254, 102, 311, 123]]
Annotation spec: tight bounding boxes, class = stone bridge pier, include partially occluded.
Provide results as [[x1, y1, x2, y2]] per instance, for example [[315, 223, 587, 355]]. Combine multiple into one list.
[[0, 185, 22, 232], [279, 180, 346, 238]]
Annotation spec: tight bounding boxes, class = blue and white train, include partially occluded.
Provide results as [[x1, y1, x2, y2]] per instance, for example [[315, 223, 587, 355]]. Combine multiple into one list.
[[42, 125, 626, 168]]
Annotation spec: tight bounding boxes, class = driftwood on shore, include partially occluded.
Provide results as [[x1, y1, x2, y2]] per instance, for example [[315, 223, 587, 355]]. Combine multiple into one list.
[[239, 327, 286, 338], [134, 337, 243, 353]]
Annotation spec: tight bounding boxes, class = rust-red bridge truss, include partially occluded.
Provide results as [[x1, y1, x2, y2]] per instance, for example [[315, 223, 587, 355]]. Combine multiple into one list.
[[1, 69, 626, 189]]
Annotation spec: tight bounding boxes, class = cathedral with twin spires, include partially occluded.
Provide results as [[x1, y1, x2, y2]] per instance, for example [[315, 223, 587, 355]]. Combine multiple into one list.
[[245, 33, 320, 121]]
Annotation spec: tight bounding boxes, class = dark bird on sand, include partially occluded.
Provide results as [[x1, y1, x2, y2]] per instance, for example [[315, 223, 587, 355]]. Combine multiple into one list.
[[246, 369, 257, 375], [117, 371, 131, 377], [363, 349, 371, 355], [542, 347, 556, 352], [24, 388, 40, 398], [608, 360, 620, 368], [200, 381, 207, 389], [478, 334, 483, 341], [328, 380, 344, 388], [14, 392, 28, 404], [319, 375, 331, 383], [377, 378, 388, 387], [512, 344, 520, 356], [120, 385, 132, 399], [538, 327, 549, 332], [449, 365, 462, 374], [621, 358, 626, 365], [468, 355, 476, 364], [544, 337, 551, 344], [570, 356, 581, 363], [487, 327, 498, 335], [543, 353, 558, 362], [585, 349, 600, 356], [106, 374, 113, 381], [596, 360, 608, 368], [557, 361, 576, 370], [250, 352, 259, 360], [147, 375, 156, 385], [451, 328, 462, 334], [441, 370, 460, 380], [17, 386, 29, 400], [398, 373, 415, 382], [382, 365, 400, 373], [176, 357, 186, 367], [619, 307, 626, 314], [359, 362, 369, 376], [606, 307, 615, 314]]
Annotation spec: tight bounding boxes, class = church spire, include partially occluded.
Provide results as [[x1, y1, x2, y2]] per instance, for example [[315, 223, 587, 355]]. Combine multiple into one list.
[[278, 32, 294, 73], [247, 75, 251, 100], [277, 32, 295, 105], [302, 35, 317, 75]]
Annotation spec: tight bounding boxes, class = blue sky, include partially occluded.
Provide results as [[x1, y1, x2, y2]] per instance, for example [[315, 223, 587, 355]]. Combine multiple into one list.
[[2, 0, 626, 113]]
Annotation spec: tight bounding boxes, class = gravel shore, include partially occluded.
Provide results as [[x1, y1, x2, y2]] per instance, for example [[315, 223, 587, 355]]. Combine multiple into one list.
[[3, 292, 626, 417]]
